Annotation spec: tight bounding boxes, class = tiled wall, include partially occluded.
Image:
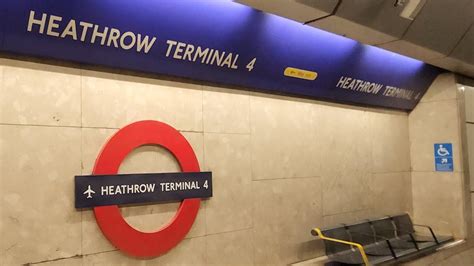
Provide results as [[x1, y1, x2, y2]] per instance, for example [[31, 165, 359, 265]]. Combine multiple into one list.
[[408, 73, 467, 238], [1, 57, 412, 265]]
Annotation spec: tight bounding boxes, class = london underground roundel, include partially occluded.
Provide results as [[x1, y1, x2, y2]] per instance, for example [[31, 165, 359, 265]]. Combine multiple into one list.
[[91, 120, 201, 258]]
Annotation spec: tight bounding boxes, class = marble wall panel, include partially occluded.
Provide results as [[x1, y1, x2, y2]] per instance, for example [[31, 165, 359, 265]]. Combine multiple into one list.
[[0, 58, 3, 119], [145, 237, 206, 266], [472, 194, 474, 234], [411, 172, 465, 237], [80, 128, 116, 254], [468, 124, 474, 191], [250, 94, 320, 180], [368, 172, 412, 217], [204, 133, 252, 234], [203, 86, 250, 134], [319, 105, 372, 216], [206, 229, 254, 265], [465, 85, 474, 123], [82, 237, 206, 265], [0, 125, 82, 265], [419, 73, 457, 103], [253, 177, 323, 265], [0, 59, 81, 126], [0, 61, 3, 265], [408, 72, 467, 240], [81, 70, 202, 131], [370, 112, 410, 173], [409, 100, 462, 172], [322, 209, 375, 228]]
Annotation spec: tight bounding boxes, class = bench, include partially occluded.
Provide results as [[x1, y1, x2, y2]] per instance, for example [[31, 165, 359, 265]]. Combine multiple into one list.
[[311, 213, 454, 265]]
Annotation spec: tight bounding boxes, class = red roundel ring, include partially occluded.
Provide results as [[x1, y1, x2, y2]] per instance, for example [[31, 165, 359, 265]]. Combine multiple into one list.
[[92, 120, 200, 258]]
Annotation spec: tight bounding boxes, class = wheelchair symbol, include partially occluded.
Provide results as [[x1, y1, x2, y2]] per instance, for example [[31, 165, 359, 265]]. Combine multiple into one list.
[[437, 145, 450, 157]]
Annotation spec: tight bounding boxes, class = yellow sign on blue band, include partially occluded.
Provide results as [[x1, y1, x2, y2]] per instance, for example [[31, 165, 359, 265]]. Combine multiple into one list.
[[284, 67, 318, 81]]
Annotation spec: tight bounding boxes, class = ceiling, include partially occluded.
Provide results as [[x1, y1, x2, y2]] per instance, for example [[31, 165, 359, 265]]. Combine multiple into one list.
[[236, 0, 474, 78]]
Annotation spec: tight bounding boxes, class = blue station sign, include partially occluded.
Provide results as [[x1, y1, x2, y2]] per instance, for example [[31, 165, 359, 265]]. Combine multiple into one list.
[[0, 1, 442, 110], [75, 172, 213, 208]]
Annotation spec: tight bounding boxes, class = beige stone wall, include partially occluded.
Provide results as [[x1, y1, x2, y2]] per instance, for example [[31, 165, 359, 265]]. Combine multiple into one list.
[[1, 57, 412, 265], [463, 84, 474, 235], [408, 73, 467, 238]]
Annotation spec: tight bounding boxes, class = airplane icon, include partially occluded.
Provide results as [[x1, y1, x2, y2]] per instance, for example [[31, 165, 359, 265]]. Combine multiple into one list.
[[83, 185, 95, 199]]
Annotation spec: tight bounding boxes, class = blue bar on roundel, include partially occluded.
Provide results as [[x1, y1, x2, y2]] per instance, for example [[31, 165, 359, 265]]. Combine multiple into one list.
[[74, 172, 212, 208]]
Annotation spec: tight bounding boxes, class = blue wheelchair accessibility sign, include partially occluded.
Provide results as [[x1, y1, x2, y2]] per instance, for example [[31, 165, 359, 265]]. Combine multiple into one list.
[[434, 143, 453, 172]]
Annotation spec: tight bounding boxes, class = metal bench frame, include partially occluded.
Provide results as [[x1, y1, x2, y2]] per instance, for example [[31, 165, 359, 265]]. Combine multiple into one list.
[[311, 213, 453, 265]]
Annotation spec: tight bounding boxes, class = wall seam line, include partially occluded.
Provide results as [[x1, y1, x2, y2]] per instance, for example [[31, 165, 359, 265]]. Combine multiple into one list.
[[205, 227, 253, 238], [79, 68, 84, 259], [252, 176, 322, 182], [200, 84, 208, 265], [323, 208, 372, 218], [0, 123, 210, 133]]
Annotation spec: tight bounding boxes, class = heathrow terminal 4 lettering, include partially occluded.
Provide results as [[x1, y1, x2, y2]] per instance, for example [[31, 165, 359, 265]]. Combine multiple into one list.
[[75, 172, 212, 208], [27, 10, 256, 72], [27, 11, 157, 54], [336, 76, 421, 100]]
